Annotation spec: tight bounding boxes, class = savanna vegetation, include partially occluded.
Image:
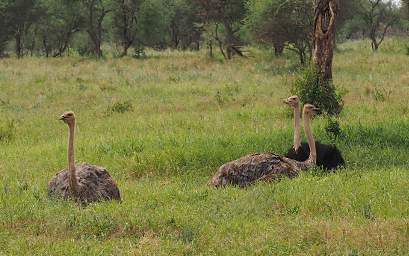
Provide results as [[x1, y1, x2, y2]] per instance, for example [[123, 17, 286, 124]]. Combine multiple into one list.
[[1, 0, 409, 254], [0, 38, 409, 255]]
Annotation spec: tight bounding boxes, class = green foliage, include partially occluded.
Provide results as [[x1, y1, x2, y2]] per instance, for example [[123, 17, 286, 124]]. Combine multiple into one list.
[[292, 66, 343, 116], [403, 0, 409, 18], [340, 0, 401, 51], [372, 87, 392, 102], [0, 119, 15, 142], [133, 45, 146, 59], [192, 0, 247, 58], [166, 0, 202, 49], [1, 36, 409, 256], [0, 4, 11, 55], [111, 0, 139, 56], [108, 101, 133, 114], [324, 116, 343, 141], [137, 0, 171, 48], [0, 0, 44, 57], [0, 0, 408, 58], [245, 0, 313, 63], [72, 33, 93, 56], [80, 0, 113, 57], [36, 0, 82, 57]]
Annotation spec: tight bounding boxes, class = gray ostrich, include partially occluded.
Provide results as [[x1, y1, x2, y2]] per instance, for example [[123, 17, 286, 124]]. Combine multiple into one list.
[[48, 111, 120, 203], [210, 104, 319, 187]]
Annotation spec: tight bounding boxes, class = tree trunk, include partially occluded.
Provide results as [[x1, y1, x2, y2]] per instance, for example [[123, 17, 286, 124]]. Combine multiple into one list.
[[43, 37, 50, 57], [312, 0, 342, 115], [298, 49, 305, 65], [214, 24, 226, 59], [371, 38, 379, 51], [313, 0, 338, 82], [208, 39, 213, 57], [15, 30, 22, 58], [86, 1, 109, 58], [224, 23, 233, 60], [273, 43, 284, 56]]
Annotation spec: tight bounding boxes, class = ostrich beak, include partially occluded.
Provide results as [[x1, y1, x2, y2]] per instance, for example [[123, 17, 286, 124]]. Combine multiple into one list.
[[283, 99, 289, 105], [59, 115, 65, 120]]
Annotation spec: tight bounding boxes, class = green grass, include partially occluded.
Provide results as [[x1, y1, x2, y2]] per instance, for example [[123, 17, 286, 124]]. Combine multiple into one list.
[[1, 39, 409, 255]]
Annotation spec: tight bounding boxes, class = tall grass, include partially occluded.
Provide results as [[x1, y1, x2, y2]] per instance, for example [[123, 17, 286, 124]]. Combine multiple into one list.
[[1, 38, 409, 255]]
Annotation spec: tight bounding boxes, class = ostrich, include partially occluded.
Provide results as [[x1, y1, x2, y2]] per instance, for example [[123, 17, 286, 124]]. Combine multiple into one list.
[[210, 104, 319, 187], [284, 96, 345, 170], [48, 111, 121, 203]]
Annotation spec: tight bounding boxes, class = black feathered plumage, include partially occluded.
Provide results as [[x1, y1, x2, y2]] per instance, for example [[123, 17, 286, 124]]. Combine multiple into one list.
[[285, 141, 344, 171]]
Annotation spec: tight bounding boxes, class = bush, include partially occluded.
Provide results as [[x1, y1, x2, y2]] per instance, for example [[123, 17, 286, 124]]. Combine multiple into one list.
[[133, 45, 146, 59], [292, 66, 343, 116], [325, 116, 344, 141], [108, 101, 133, 114], [0, 119, 15, 142]]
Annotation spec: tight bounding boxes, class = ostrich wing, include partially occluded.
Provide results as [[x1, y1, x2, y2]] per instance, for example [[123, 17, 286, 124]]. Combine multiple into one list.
[[211, 153, 300, 187], [48, 163, 120, 203]]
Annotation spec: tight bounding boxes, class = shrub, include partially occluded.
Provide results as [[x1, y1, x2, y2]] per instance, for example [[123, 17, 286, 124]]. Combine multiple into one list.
[[372, 87, 391, 102], [108, 101, 133, 114], [133, 45, 147, 59], [0, 119, 15, 142], [292, 66, 343, 116], [325, 116, 344, 141]]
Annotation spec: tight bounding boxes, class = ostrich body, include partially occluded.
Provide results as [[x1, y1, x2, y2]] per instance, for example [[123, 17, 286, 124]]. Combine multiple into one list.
[[210, 104, 319, 187], [284, 96, 345, 170], [48, 111, 120, 203], [286, 143, 344, 170]]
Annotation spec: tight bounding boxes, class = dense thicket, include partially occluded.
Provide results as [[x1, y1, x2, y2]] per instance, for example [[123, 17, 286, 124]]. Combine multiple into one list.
[[0, 0, 407, 58]]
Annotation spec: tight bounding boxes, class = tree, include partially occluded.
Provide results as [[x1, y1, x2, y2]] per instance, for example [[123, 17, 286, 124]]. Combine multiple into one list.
[[246, 0, 314, 64], [168, 0, 202, 50], [194, 0, 246, 59], [38, 0, 83, 57], [311, 0, 342, 115], [4, 0, 44, 58], [313, 0, 337, 81], [0, 2, 12, 56], [112, 0, 139, 56], [136, 0, 171, 49], [402, 0, 409, 18], [360, 0, 400, 51], [81, 0, 112, 58]]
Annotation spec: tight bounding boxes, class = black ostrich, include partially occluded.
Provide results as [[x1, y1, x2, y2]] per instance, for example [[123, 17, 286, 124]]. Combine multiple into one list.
[[283, 96, 345, 171], [210, 104, 320, 187]]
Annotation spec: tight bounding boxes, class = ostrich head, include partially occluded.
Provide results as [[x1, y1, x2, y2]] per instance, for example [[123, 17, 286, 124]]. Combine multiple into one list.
[[283, 95, 300, 109], [303, 104, 319, 117], [59, 111, 75, 125]]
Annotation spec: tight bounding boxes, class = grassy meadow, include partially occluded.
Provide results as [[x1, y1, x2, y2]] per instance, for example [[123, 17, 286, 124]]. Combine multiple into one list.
[[1, 39, 409, 255]]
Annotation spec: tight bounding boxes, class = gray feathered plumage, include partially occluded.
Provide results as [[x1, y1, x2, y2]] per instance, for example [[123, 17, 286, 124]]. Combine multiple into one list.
[[48, 163, 121, 203], [210, 103, 319, 188], [210, 153, 305, 187]]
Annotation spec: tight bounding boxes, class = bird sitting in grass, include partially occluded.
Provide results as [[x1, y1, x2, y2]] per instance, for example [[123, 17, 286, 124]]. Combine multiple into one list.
[[210, 104, 320, 187], [48, 111, 121, 203], [284, 95, 345, 171]]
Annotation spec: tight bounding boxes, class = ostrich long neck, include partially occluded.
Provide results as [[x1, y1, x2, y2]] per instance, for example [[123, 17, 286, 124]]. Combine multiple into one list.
[[68, 122, 79, 197], [303, 113, 316, 166], [293, 104, 301, 151]]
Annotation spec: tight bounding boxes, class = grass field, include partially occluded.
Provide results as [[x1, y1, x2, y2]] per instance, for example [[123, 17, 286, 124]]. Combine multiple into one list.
[[1, 39, 409, 255]]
